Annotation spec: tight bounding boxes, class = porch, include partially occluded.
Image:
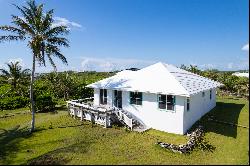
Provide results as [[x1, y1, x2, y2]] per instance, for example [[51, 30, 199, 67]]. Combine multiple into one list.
[[66, 98, 147, 132]]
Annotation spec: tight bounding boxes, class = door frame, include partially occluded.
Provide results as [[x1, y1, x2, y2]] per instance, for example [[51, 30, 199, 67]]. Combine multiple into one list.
[[113, 90, 122, 109]]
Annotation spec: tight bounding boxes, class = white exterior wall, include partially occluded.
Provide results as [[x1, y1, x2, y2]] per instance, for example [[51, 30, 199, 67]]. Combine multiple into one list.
[[121, 91, 185, 134], [183, 88, 217, 133], [94, 88, 100, 106], [93, 88, 217, 135]]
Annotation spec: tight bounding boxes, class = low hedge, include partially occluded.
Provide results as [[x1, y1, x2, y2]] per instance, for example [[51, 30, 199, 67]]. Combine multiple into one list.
[[0, 96, 29, 110]]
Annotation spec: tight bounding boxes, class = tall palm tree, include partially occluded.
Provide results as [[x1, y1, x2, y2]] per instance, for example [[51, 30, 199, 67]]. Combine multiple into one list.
[[0, 61, 30, 90], [0, 0, 69, 132]]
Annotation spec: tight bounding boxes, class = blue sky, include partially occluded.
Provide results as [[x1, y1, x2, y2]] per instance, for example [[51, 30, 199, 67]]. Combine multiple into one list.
[[0, 0, 249, 72]]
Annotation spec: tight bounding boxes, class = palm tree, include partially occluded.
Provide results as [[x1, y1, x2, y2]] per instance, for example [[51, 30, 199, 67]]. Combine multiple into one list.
[[0, 0, 69, 132], [0, 61, 30, 91], [189, 65, 201, 75]]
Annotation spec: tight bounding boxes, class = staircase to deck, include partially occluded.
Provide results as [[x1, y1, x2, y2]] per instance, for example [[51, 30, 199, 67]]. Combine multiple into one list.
[[112, 108, 148, 132]]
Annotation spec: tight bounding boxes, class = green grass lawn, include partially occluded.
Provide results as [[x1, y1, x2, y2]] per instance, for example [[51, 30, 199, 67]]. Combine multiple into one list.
[[0, 96, 249, 165]]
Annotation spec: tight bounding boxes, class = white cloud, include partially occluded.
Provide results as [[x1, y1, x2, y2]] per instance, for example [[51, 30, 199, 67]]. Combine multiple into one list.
[[18, 16, 83, 30], [52, 17, 82, 29], [242, 43, 249, 51], [199, 63, 216, 70], [80, 57, 155, 72]]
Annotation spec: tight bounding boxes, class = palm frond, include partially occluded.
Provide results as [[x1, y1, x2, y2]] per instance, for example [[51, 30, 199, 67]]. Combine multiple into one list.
[[0, 26, 26, 35], [21, 68, 31, 76], [46, 44, 68, 65], [42, 9, 54, 32], [12, 4, 35, 30], [0, 69, 10, 76], [11, 15, 35, 35], [45, 26, 69, 37], [47, 37, 69, 47], [0, 35, 25, 43], [22, 68, 31, 73], [47, 55, 57, 71]]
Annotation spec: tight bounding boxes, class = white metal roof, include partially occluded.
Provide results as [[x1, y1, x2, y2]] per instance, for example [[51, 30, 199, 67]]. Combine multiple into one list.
[[87, 62, 223, 97]]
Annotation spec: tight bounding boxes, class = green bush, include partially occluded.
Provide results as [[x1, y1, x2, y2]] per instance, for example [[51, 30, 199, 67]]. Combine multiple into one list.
[[0, 96, 29, 110], [35, 94, 56, 112]]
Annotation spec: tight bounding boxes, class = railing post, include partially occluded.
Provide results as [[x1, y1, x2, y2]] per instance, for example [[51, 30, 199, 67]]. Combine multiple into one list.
[[104, 113, 108, 128], [131, 119, 133, 130], [81, 107, 83, 121], [73, 105, 76, 119]]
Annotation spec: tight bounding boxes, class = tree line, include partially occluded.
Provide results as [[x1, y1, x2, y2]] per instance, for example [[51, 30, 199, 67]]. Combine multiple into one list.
[[180, 64, 249, 98]]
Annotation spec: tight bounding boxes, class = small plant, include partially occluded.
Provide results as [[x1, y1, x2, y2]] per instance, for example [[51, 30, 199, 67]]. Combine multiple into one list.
[[124, 126, 131, 132], [112, 124, 120, 129], [49, 122, 53, 129]]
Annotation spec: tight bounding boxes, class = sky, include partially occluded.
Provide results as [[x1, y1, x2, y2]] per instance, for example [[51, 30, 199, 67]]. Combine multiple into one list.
[[0, 0, 249, 73]]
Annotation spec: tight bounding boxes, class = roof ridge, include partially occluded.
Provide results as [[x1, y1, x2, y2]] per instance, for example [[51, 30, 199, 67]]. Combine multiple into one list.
[[161, 62, 223, 94], [158, 62, 190, 95]]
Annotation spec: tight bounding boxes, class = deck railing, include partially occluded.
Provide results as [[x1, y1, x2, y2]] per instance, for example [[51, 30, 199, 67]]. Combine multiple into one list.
[[67, 98, 139, 130], [113, 108, 133, 130]]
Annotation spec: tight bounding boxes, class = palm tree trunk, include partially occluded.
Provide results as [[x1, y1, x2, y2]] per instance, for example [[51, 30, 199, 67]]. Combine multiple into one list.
[[30, 54, 36, 132]]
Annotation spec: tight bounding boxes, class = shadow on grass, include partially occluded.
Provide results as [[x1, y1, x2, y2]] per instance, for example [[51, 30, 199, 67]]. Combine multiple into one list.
[[27, 140, 92, 165], [55, 105, 67, 111], [192, 102, 245, 138], [36, 105, 67, 114], [0, 126, 34, 164]]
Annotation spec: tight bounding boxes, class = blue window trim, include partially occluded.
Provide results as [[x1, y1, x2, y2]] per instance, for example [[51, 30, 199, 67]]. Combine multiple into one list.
[[130, 91, 143, 106]]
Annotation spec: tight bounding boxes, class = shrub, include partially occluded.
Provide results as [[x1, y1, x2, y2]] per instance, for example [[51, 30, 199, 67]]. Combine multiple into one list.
[[0, 96, 29, 110], [35, 94, 56, 112]]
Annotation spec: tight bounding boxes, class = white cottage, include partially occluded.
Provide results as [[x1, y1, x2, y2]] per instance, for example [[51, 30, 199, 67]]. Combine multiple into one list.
[[86, 62, 223, 135]]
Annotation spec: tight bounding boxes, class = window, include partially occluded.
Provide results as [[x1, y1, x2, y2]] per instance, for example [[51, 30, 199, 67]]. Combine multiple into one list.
[[210, 90, 212, 100], [167, 95, 175, 111], [100, 89, 107, 105], [158, 94, 166, 109], [130, 92, 142, 105], [202, 92, 205, 97], [187, 97, 190, 111]]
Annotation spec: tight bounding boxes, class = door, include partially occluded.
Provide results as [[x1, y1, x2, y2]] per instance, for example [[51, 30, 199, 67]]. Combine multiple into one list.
[[114, 90, 122, 108]]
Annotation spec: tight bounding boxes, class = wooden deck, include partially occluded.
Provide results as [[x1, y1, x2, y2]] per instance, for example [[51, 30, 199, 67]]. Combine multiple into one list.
[[66, 98, 148, 132]]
